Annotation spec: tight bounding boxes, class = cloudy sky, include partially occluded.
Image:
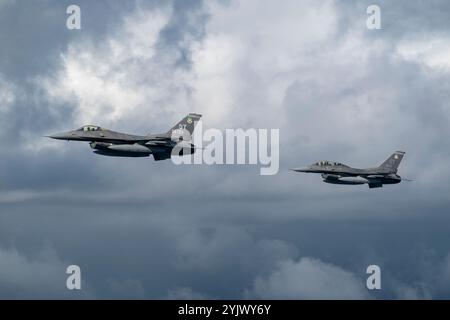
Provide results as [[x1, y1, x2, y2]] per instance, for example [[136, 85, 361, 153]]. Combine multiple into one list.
[[1, 0, 450, 299]]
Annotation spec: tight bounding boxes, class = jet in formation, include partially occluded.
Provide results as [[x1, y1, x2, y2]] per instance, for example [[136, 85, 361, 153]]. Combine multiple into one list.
[[47, 113, 202, 161], [291, 151, 410, 188]]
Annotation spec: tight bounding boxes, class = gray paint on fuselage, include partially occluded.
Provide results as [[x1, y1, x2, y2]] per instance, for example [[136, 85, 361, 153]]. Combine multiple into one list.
[[47, 113, 202, 161], [48, 129, 168, 144], [301, 165, 391, 176], [291, 151, 406, 188]]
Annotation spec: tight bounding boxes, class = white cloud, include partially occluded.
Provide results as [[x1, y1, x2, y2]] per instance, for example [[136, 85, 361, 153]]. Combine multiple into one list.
[[189, 0, 339, 127], [39, 0, 340, 131], [247, 257, 369, 299], [40, 6, 193, 129], [33, 0, 450, 216], [0, 75, 16, 113], [396, 37, 450, 71]]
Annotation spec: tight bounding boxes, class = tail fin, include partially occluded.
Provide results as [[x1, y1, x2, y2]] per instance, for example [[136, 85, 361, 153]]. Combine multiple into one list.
[[167, 113, 202, 140], [379, 151, 405, 173]]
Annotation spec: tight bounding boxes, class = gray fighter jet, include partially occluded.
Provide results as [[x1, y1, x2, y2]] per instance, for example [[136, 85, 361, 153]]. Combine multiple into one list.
[[291, 151, 410, 188], [47, 113, 202, 161]]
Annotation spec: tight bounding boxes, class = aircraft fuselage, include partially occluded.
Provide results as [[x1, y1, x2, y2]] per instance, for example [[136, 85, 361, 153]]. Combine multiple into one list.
[[291, 152, 406, 189]]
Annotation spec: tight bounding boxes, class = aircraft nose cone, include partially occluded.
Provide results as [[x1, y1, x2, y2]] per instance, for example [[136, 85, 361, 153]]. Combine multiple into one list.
[[290, 167, 310, 173], [46, 131, 73, 140]]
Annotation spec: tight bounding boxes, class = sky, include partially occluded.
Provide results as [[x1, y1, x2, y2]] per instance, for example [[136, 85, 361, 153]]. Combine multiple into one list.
[[0, 0, 450, 299]]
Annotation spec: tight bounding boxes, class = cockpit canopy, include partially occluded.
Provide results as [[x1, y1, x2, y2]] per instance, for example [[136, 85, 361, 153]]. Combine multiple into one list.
[[77, 125, 103, 132], [314, 161, 343, 166]]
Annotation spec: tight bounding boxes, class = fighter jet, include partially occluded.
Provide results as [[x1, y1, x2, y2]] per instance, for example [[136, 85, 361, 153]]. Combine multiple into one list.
[[291, 151, 410, 188], [47, 113, 202, 161]]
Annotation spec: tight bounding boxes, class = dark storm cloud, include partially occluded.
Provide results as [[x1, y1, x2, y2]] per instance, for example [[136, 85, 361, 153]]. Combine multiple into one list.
[[155, 0, 208, 68], [0, 0, 206, 144], [0, 0, 138, 144], [1, 0, 450, 299], [0, 0, 141, 81], [2, 203, 450, 299]]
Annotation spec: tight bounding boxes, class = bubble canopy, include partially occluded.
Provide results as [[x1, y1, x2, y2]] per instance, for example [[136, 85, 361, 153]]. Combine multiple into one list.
[[77, 125, 103, 132], [314, 161, 343, 166]]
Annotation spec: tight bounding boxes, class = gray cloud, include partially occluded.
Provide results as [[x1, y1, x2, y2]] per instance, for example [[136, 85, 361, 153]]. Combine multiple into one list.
[[167, 287, 209, 300], [246, 257, 369, 299], [1, 0, 450, 299], [0, 245, 94, 299]]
